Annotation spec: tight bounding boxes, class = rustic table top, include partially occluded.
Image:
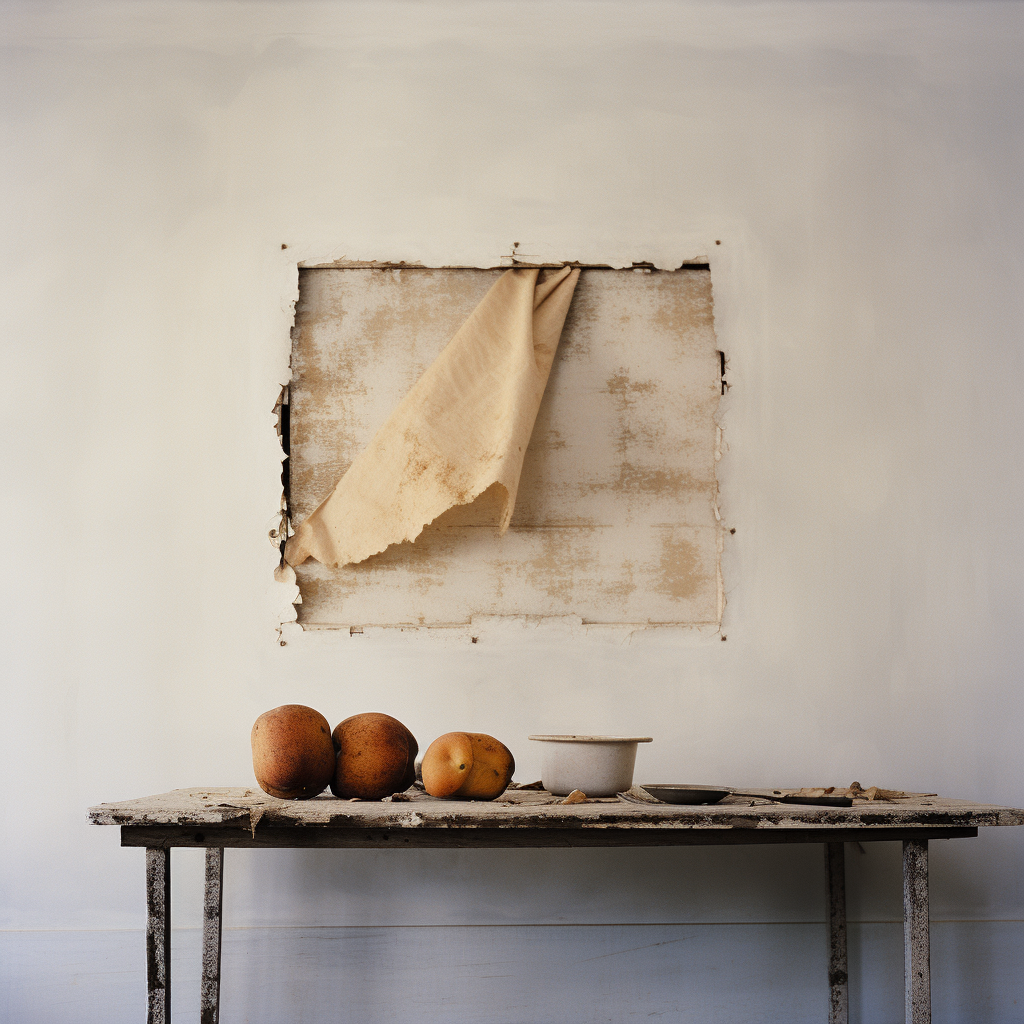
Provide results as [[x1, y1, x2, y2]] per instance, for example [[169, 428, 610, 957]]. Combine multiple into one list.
[[89, 786, 1024, 839]]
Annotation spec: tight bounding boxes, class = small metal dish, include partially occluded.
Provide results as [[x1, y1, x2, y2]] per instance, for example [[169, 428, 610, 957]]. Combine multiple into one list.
[[640, 784, 730, 805]]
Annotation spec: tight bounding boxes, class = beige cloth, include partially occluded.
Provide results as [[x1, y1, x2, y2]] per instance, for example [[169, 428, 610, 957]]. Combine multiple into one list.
[[285, 266, 581, 568]]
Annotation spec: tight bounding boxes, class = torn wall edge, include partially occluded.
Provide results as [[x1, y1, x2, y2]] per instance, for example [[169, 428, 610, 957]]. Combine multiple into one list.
[[270, 251, 730, 643]]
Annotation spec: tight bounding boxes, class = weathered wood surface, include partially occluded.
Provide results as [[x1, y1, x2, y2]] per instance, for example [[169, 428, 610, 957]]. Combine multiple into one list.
[[200, 847, 223, 1024], [826, 842, 849, 1024], [90, 787, 1024, 834], [118, 824, 978, 850], [145, 847, 170, 1024], [289, 266, 723, 628], [903, 839, 932, 1023]]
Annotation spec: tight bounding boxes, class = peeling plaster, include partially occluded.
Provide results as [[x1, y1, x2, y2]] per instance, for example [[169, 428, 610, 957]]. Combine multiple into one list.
[[267, 245, 735, 644]]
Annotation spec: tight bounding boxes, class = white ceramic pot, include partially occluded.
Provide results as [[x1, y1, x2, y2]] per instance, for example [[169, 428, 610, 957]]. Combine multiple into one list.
[[528, 735, 653, 797]]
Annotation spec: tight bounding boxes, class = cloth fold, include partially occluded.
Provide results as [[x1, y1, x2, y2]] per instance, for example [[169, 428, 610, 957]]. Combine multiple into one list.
[[285, 265, 581, 568]]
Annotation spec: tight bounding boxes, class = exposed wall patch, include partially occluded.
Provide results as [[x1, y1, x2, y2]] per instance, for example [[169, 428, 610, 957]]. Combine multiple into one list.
[[283, 264, 725, 631]]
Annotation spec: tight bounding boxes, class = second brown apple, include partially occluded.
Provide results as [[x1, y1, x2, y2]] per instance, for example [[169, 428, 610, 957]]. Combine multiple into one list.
[[331, 712, 418, 800]]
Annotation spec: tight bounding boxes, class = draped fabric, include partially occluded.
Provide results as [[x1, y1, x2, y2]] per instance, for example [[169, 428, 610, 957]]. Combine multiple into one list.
[[284, 266, 580, 568]]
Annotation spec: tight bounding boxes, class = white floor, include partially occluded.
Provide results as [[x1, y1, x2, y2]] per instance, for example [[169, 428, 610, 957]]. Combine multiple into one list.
[[3, 921, 1022, 1023]]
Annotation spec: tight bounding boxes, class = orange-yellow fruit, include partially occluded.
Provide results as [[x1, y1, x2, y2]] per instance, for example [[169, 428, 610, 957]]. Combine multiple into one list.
[[331, 713, 418, 800], [251, 705, 335, 799], [422, 732, 515, 800], [421, 732, 475, 797], [458, 733, 516, 799]]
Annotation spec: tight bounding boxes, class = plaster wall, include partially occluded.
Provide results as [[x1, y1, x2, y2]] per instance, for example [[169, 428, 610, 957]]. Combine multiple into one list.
[[2, 2, 1022, 1021]]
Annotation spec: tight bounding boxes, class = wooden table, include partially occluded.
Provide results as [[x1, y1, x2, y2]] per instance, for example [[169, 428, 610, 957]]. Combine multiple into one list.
[[89, 787, 1024, 1024]]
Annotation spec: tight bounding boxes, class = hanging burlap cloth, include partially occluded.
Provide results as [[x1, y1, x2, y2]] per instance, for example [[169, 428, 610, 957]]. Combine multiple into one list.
[[285, 265, 580, 568]]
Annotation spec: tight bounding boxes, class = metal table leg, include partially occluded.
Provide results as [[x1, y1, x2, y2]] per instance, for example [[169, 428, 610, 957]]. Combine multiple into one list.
[[201, 848, 225, 1024], [903, 838, 931, 1023], [826, 842, 849, 1024], [145, 847, 171, 1024]]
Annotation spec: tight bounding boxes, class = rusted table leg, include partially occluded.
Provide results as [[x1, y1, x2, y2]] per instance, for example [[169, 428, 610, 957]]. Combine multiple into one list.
[[201, 847, 225, 1024], [145, 847, 171, 1024], [903, 839, 931, 1023], [825, 842, 849, 1024]]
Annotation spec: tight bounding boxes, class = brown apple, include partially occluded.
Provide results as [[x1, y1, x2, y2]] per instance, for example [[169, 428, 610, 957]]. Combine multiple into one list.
[[331, 713, 418, 800], [251, 705, 335, 799]]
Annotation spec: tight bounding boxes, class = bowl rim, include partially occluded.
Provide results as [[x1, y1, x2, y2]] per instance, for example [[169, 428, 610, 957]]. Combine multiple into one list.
[[528, 734, 653, 743]]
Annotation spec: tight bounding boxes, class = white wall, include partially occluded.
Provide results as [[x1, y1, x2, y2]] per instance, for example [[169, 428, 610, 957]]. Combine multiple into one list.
[[2, 2, 1022, 1021]]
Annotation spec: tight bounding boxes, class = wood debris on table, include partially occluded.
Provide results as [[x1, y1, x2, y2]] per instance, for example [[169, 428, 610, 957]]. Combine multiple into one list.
[[618, 786, 663, 805], [494, 789, 620, 806], [791, 782, 936, 804]]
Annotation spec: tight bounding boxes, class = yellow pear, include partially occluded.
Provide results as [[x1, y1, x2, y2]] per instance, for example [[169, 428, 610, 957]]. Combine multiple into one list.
[[421, 732, 515, 800], [421, 732, 475, 797], [457, 733, 515, 799]]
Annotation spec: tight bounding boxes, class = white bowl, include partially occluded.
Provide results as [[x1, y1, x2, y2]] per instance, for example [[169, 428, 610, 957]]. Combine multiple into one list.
[[528, 735, 653, 797]]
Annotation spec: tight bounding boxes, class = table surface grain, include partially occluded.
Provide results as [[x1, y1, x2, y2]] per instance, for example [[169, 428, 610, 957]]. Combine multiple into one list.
[[89, 787, 1024, 834]]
